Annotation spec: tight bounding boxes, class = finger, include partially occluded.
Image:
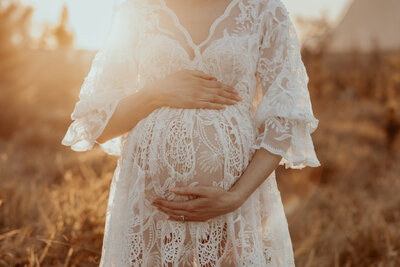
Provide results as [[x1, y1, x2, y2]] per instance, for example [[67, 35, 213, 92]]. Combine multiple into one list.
[[190, 70, 216, 80], [202, 87, 242, 102], [203, 81, 240, 95], [154, 198, 204, 211], [196, 100, 226, 110], [202, 93, 238, 105]]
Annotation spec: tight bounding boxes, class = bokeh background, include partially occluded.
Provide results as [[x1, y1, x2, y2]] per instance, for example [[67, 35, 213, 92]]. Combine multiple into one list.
[[1, 0, 399, 266]]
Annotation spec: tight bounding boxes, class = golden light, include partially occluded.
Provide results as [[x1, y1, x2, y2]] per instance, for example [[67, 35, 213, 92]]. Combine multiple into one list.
[[24, 0, 117, 50], [23, 0, 350, 50]]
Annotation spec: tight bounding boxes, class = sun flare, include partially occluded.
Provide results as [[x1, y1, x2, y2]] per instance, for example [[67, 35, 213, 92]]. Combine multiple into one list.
[[24, 0, 349, 50], [24, 0, 117, 50]]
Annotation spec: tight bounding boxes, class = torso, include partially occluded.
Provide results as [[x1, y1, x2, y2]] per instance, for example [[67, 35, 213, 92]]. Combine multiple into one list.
[[122, 0, 271, 198], [99, 1, 298, 265]]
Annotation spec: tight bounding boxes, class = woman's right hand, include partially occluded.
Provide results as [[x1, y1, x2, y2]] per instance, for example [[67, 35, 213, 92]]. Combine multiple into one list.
[[147, 69, 242, 109]]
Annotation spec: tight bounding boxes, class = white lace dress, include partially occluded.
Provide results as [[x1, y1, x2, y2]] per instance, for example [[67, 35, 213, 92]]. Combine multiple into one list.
[[62, 0, 320, 266]]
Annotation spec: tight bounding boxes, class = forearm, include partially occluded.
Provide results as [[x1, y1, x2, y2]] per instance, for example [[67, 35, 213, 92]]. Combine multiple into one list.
[[97, 86, 162, 143], [229, 148, 282, 204]]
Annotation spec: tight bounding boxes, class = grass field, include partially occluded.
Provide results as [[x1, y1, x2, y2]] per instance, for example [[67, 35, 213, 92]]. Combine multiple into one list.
[[0, 47, 399, 266]]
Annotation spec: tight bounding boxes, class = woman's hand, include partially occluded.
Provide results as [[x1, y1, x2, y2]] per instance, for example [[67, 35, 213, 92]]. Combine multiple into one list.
[[150, 149, 282, 222], [96, 70, 242, 145], [147, 69, 242, 110], [151, 186, 244, 222]]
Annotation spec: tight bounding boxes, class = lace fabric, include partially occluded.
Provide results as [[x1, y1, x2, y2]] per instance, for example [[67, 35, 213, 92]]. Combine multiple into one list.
[[62, 0, 320, 266], [250, 1, 320, 169], [62, 0, 141, 155]]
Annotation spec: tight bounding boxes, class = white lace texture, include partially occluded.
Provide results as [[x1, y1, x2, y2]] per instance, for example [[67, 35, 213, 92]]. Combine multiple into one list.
[[62, 1, 141, 155], [62, 0, 320, 266], [251, 0, 319, 169]]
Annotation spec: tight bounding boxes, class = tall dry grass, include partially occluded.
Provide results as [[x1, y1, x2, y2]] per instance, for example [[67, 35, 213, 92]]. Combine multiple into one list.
[[1, 3, 400, 266]]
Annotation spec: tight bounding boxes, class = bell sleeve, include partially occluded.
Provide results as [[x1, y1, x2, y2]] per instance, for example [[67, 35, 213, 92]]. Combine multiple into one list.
[[250, 1, 321, 169], [61, 1, 140, 156]]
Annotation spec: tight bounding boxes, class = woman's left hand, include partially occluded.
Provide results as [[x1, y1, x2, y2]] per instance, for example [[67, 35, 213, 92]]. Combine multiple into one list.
[[151, 186, 244, 222]]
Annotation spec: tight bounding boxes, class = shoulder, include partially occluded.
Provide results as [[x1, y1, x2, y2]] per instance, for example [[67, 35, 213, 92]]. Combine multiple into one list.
[[111, 0, 146, 33], [113, 0, 151, 23], [259, 0, 290, 21], [258, 0, 291, 31], [259, 0, 288, 11], [105, 0, 145, 49]]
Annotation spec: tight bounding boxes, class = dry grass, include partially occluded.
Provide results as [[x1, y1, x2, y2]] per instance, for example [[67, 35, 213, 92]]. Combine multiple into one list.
[[1, 44, 400, 266]]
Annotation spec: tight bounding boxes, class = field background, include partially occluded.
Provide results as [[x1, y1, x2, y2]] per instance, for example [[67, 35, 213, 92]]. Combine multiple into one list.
[[1, 1, 399, 266]]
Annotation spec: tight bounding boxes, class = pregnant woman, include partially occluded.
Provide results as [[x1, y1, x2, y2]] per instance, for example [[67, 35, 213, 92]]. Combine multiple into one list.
[[62, 0, 320, 266]]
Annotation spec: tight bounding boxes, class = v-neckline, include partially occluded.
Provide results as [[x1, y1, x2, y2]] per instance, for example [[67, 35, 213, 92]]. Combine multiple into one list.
[[160, 0, 239, 60]]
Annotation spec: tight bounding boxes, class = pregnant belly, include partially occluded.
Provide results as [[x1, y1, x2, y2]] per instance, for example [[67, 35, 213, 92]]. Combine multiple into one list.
[[125, 106, 256, 202]]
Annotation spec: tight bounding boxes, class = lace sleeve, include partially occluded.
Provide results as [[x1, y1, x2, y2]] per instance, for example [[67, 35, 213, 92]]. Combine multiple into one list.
[[61, 1, 140, 156], [250, 1, 320, 169]]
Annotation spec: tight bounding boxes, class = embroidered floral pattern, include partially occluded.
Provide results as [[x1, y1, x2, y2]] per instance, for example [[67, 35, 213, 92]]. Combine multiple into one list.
[[62, 0, 320, 266]]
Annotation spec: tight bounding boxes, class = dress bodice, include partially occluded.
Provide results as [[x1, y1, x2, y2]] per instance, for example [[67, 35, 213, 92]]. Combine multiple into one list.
[[61, 1, 321, 266], [62, 0, 321, 170], [133, 0, 267, 113]]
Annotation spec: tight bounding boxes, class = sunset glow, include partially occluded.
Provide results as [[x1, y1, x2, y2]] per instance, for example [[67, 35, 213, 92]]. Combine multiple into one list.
[[24, 0, 116, 49], [2, 0, 399, 265], [25, 0, 351, 50]]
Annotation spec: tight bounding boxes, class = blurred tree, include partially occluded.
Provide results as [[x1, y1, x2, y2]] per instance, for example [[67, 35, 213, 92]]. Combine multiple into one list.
[[52, 5, 74, 49], [384, 51, 400, 159], [0, 1, 33, 83], [296, 14, 333, 99], [0, 0, 34, 138], [38, 23, 54, 49], [296, 13, 333, 55]]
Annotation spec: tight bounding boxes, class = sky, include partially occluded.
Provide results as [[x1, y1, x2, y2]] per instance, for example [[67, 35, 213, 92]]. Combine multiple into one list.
[[23, 0, 352, 50]]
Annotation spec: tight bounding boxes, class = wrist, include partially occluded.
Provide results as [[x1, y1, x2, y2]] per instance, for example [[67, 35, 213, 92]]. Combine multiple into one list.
[[142, 83, 164, 109], [229, 178, 252, 206], [228, 190, 247, 210]]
